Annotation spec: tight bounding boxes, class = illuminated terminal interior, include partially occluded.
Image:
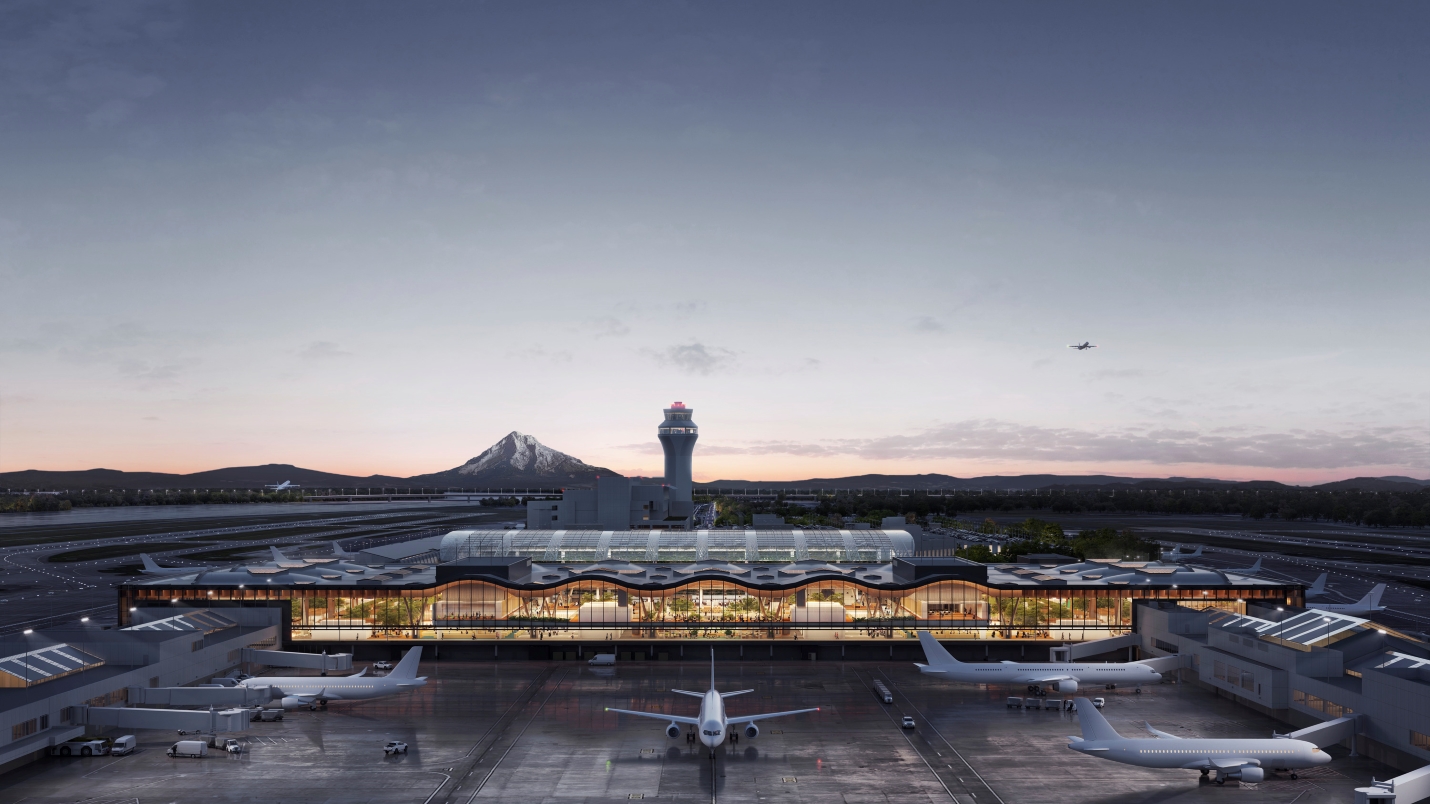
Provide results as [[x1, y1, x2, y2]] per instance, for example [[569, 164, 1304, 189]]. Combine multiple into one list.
[[121, 530, 1300, 644]]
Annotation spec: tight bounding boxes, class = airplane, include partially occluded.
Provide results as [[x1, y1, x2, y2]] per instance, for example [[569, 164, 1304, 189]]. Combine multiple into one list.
[[1224, 558, 1262, 576], [139, 554, 215, 576], [1306, 573, 1329, 598], [1309, 584, 1386, 616], [915, 632, 1162, 693], [1067, 697, 1329, 784], [331, 540, 359, 559], [1160, 544, 1203, 562], [265, 480, 299, 491], [238, 646, 426, 709], [605, 649, 820, 754], [1068, 342, 1097, 350]]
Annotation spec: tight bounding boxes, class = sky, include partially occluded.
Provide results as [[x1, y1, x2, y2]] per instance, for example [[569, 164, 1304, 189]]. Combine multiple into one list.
[[1, 1, 1428, 485]]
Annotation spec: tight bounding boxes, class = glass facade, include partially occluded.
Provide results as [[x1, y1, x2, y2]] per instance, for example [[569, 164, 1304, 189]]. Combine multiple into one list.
[[121, 577, 1286, 643]]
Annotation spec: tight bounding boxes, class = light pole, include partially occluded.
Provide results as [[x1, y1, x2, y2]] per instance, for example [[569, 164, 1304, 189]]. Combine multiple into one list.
[[1323, 616, 1332, 682], [1276, 607, 1285, 644]]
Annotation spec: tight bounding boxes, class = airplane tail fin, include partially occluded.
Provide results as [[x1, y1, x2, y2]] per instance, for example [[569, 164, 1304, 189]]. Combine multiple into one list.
[[1308, 573, 1328, 596], [1363, 583, 1387, 609], [710, 648, 716, 691], [388, 646, 423, 679], [917, 631, 962, 666], [1244, 558, 1262, 575], [332, 541, 353, 558], [1073, 698, 1122, 742], [140, 554, 162, 572], [1189, 546, 1203, 558], [270, 546, 288, 562]]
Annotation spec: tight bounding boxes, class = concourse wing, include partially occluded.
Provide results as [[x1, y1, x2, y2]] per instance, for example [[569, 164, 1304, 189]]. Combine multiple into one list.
[[605, 707, 700, 726], [726, 707, 819, 725]]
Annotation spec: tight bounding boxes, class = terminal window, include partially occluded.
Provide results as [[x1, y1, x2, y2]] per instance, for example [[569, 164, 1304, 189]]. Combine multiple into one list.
[[11, 717, 39, 741], [1412, 731, 1430, 750]]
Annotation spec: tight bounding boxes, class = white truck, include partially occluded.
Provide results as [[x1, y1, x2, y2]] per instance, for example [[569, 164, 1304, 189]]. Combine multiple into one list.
[[110, 735, 137, 756], [167, 740, 208, 758], [872, 680, 893, 704], [588, 653, 616, 666], [49, 739, 109, 757]]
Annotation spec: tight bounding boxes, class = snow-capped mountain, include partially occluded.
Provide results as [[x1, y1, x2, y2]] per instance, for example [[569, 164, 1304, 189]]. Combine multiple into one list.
[[409, 432, 614, 486]]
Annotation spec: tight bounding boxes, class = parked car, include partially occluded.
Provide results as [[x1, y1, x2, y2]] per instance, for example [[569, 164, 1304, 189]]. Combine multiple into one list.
[[901, 716, 916, 729], [587, 654, 616, 666], [224, 738, 243, 755], [167, 740, 208, 758], [49, 739, 109, 757], [384, 741, 408, 755], [1092, 697, 1106, 709], [109, 735, 137, 756], [374, 661, 393, 670]]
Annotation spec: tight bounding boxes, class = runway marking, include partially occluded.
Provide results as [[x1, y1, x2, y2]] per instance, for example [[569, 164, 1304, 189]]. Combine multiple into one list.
[[877, 667, 1006, 804]]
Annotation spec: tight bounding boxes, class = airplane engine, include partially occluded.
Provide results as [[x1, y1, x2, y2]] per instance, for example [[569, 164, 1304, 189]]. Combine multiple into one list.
[[1227, 767, 1264, 783], [666, 723, 681, 739], [279, 696, 305, 709], [1056, 680, 1078, 693], [744, 724, 759, 739]]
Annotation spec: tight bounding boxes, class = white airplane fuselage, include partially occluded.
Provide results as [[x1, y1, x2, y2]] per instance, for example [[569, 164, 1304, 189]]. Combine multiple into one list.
[[1070, 736, 1329, 771], [696, 689, 728, 750], [918, 661, 1161, 690], [239, 673, 426, 707]]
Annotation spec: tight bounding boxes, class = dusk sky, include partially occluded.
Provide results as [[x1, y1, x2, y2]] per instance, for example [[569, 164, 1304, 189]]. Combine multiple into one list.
[[2, 1, 1427, 484]]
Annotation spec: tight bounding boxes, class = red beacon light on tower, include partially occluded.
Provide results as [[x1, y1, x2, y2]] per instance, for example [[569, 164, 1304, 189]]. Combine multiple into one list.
[[670, 401, 686, 409]]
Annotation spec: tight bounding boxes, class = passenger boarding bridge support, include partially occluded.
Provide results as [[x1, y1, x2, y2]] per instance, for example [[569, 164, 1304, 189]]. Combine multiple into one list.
[[241, 648, 351, 672], [1356, 765, 1430, 804]]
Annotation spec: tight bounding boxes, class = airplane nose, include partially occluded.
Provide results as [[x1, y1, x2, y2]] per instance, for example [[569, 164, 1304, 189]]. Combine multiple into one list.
[[1149, 672, 1162, 682], [1316, 751, 1332, 765]]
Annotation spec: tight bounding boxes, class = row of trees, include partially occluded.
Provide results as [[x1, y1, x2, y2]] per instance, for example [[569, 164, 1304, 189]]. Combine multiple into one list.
[[702, 487, 1430, 529], [1, 489, 307, 512], [950, 518, 1159, 562]]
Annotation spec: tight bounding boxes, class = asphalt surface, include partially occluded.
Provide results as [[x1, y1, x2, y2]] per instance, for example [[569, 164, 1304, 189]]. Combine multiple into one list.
[[0, 659, 1397, 803], [0, 502, 522, 635]]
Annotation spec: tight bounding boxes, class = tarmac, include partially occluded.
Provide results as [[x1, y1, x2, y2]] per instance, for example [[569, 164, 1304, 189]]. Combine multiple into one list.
[[0, 659, 1401, 803]]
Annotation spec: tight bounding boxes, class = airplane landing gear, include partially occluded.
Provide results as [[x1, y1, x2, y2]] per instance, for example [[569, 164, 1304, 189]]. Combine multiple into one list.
[[1290, 773, 1298, 780]]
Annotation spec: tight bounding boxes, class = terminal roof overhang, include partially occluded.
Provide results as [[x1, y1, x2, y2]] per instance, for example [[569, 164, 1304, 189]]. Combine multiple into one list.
[[123, 555, 1294, 594]]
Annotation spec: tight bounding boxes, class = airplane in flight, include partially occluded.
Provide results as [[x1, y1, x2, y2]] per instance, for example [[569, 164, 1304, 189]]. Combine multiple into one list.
[[1067, 697, 1329, 784], [239, 646, 426, 709], [1160, 544, 1203, 562], [265, 480, 299, 491], [1310, 584, 1387, 616], [915, 632, 1163, 693], [605, 649, 820, 754], [1306, 573, 1330, 598], [139, 554, 214, 576], [1068, 342, 1097, 350]]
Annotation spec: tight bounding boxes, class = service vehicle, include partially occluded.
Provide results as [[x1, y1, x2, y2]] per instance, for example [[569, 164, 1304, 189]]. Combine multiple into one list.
[[872, 680, 893, 704], [588, 653, 616, 666], [384, 740, 408, 755], [224, 738, 243, 755], [901, 716, 916, 729], [1091, 697, 1106, 708], [251, 708, 284, 722], [374, 661, 393, 670], [167, 740, 208, 758], [109, 735, 137, 756], [49, 738, 109, 757]]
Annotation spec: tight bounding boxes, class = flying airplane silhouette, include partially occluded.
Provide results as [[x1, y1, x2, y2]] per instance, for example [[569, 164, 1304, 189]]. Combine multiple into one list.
[[1069, 342, 1097, 350]]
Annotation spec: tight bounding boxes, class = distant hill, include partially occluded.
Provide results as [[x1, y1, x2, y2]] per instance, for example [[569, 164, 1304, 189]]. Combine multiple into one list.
[[0, 433, 614, 491], [1311, 477, 1430, 492], [699, 474, 1275, 491]]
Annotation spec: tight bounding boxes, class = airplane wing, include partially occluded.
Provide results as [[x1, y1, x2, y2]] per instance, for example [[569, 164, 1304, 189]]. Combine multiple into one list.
[[726, 707, 819, 725], [1020, 674, 1077, 684], [605, 707, 700, 726], [1143, 721, 1182, 739], [670, 689, 706, 698], [395, 678, 427, 687], [719, 689, 754, 698], [913, 663, 947, 674]]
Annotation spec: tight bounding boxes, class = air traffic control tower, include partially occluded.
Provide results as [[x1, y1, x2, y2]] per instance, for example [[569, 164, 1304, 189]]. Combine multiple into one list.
[[657, 402, 698, 502]]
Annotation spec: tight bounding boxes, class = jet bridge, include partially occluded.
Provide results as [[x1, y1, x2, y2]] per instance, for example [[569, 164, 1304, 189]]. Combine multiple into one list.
[[125, 685, 280, 707], [83, 705, 251, 733], [241, 648, 352, 672], [1356, 765, 1430, 804], [1276, 715, 1361, 750]]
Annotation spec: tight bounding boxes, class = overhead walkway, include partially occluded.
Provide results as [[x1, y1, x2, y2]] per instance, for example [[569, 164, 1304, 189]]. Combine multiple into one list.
[[242, 648, 351, 672], [84, 705, 251, 733], [126, 685, 279, 707], [1356, 765, 1430, 804]]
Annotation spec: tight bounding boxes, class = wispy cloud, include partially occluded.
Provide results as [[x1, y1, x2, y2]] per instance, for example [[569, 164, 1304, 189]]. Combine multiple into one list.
[[651, 342, 735, 375], [912, 316, 945, 334], [693, 420, 1430, 470], [298, 341, 352, 361], [586, 316, 630, 339]]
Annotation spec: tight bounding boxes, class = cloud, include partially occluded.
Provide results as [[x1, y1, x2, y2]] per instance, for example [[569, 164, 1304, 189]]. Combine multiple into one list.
[[697, 420, 1430, 471], [912, 316, 945, 334], [652, 342, 735, 375], [298, 341, 352, 361], [586, 316, 629, 339], [675, 301, 706, 317]]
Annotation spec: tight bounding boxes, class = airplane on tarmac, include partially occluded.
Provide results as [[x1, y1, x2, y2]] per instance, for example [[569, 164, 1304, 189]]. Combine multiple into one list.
[[1306, 573, 1330, 598], [1160, 544, 1203, 562], [1067, 697, 1329, 784], [1069, 342, 1097, 350], [265, 481, 299, 491], [239, 646, 427, 709], [1224, 558, 1262, 576], [139, 554, 215, 576], [1309, 584, 1387, 616], [915, 632, 1163, 694], [605, 649, 820, 754], [331, 540, 359, 559]]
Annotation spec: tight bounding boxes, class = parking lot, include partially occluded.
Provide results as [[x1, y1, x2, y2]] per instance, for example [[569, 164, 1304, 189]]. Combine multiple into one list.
[[0, 659, 1398, 803]]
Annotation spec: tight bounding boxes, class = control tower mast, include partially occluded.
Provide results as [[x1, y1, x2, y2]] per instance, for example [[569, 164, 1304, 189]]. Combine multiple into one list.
[[657, 402, 698, 501]]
